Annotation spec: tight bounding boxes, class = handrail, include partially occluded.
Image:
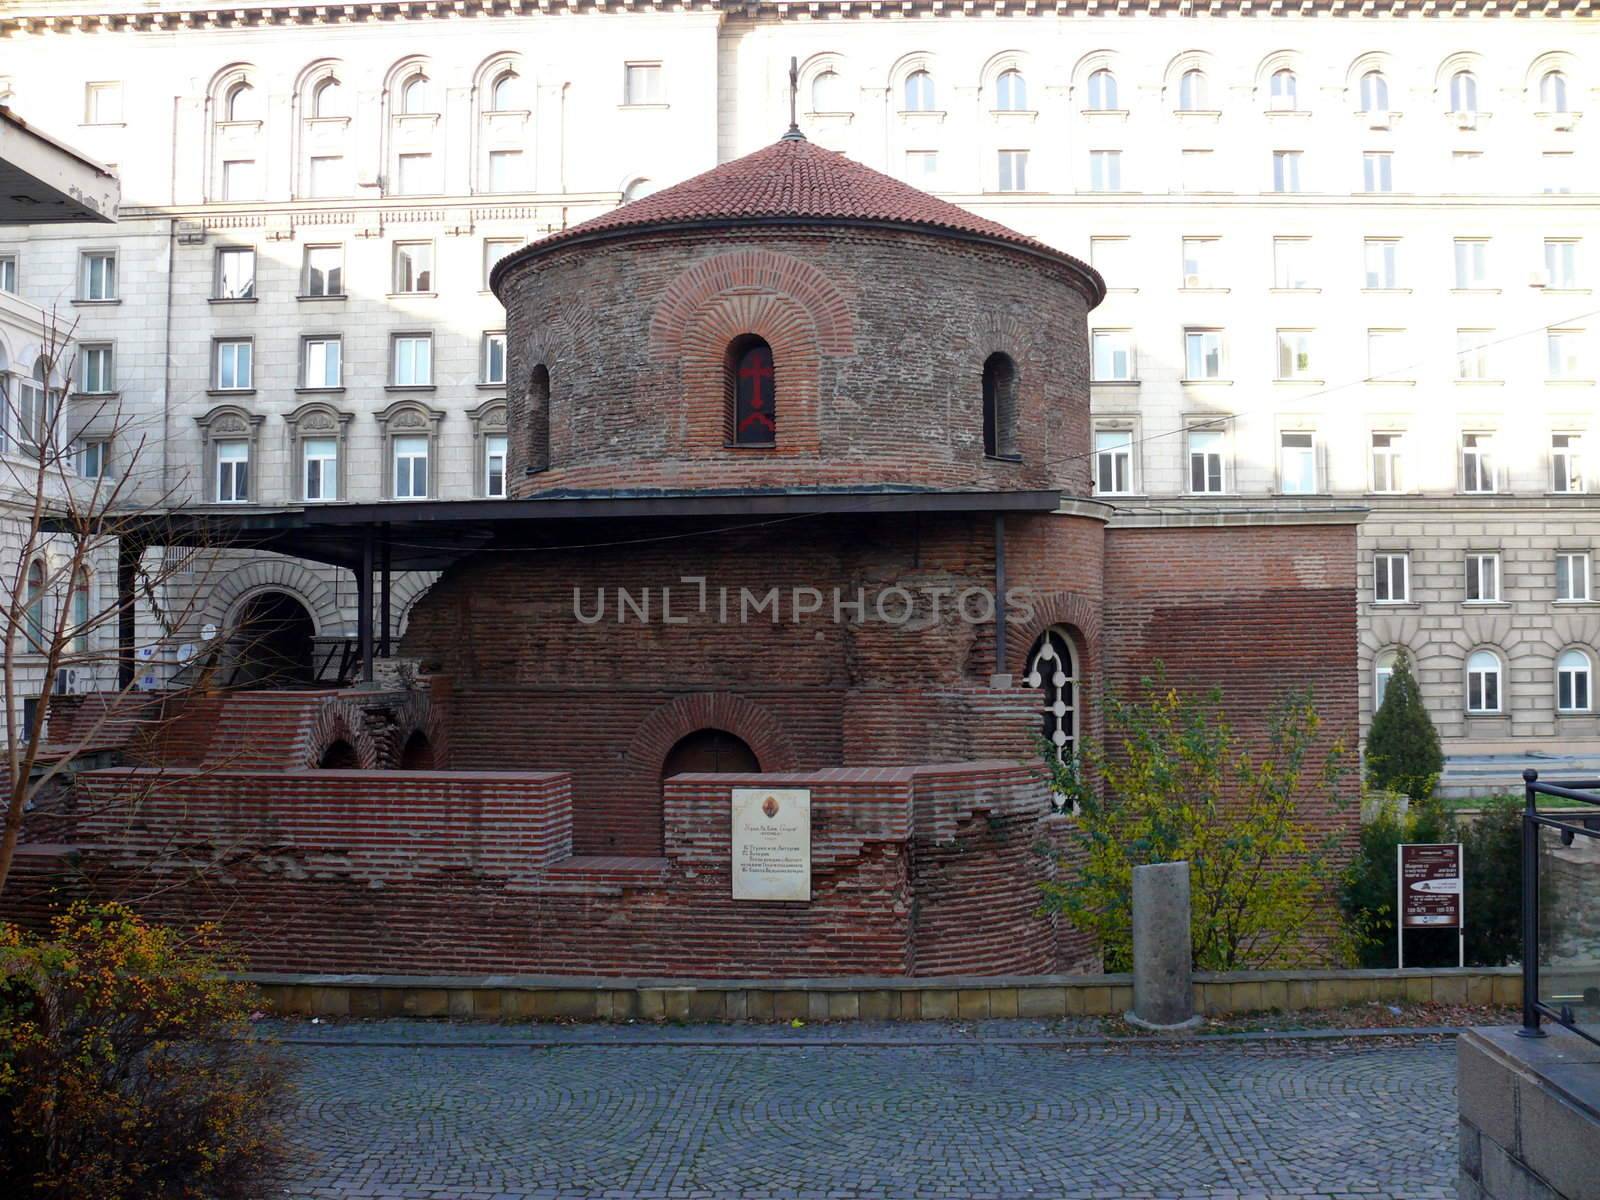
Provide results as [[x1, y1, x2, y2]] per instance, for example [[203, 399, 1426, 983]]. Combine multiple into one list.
[[1520, 768, 1600, 1045]]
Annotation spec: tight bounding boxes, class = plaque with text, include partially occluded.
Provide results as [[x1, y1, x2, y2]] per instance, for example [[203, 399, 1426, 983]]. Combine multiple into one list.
[[1399, 842, 1463, 929], [731, 787, 811, 902]]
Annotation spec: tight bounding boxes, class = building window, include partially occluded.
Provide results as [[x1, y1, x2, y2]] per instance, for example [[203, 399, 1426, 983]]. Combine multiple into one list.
[[1548, 330, 1584, 380], [393, 436, 429, 499], [1540, 70, 1569, 114], [301, 336, 342, 389], [1091, 331, 1134, 381], [308, 156, 345, 198], [1465, 553, 1501, 603], [17, 358, 54, 448], [483, 239, 520, 288], [1089, 237, 1131, 285], [79, 343, 114, 394], [1545, 240, 1580, 289], [221, 160, 257, 201], [1276, 330, 1314, 380], [396, 153, 436, 195], [1094, 429, 1133, 495], [995, 69, 1027, 112], [1024, 627, 1078, 771], [488, 71, 519, 112], [214, 247, 255, 300], [1181, 238, 1217, 288], [0, 253, 15, 293], [811, 69, 847, 113], [1552, 433, 1585, 494], [1272, 150, 1302, 193], [1451, 151, 1485, 192], [528, 364, 551, 472], [303, 245, 343, 297], [85, 81, 122, 125], [1359, 71, 1389, 113], [216, 440, 249, 503], [213, 339, 253, 391], [1374, 649, 1399, 709], [1450, 70, 1478, 114], [81, 251, 116, 301], [1557, 552, 1591, 602], [69, 568, 90, 654], [1558, 649, 1592, 713], [391, 334, 433, 387], [998, 150, 1028, 192], [23, 559, 45, 653], [1369, 432, 1404, 493], [1087, 69, 1118, 111], [487, 150, 523, 193], [303, 437, 338, 502], [1375, 552, 1409, 603], [224, 81, 259, 122], [1543, 153, 1574, 195], [1179, 150, 1215, 193], [905, 70, 935, 112], [1363, 239, 1398, 289], [1453, 239, 1489, 288], [483, 332, 507, 385], [400, 74, 432, 115], [1088, 150, 1122, 192], [1466, 649, 1502, 713], [1462, 432, 1496, 493], [393, 242, 434, 293], [1268, 68, 1298, 111], [726, 335, 776, 446], [1184, 329, 1223, 380], [981, 353, 1018, 459], [1362, 152, 1393, 193], [905, 151, 938, 181], [1178, 69, 1208, 111], [624, 62, 663, 106], [1456, 330, 1492, 380], [78, 440, 110, 479], [1279, 431, 1317, 493], [485, 434, 508, 498], [1367, 329, 1407, 380], [1188, 427, 1225, 493], [1273, 238, 1311, 289], [312, 77, 344, 119]]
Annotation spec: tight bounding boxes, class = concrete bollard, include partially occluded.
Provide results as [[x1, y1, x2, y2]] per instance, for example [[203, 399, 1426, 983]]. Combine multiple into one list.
[[1126, 860, 1203, 1031]]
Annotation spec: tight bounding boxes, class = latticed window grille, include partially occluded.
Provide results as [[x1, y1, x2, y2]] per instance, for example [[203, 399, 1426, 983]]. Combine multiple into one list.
[[1026, 626, 1079, 775]]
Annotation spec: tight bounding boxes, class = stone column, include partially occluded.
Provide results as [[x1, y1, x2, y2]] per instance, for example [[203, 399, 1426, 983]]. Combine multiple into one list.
[[1127, 860, 1202, 1030]]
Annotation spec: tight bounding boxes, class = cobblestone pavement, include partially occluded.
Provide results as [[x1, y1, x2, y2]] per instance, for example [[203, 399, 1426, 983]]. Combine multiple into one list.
[[277, 1023, 1458, 1200]]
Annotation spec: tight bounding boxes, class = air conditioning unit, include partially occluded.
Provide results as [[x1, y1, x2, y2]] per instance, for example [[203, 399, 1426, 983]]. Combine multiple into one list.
[[54, 667, 87, 695], [1184, 273, 1203, 288], [1455, 111, 1478, 131]]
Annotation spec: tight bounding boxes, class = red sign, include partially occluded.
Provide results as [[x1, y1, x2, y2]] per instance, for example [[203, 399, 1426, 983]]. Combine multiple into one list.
[[1399, 843, 1463, 930]]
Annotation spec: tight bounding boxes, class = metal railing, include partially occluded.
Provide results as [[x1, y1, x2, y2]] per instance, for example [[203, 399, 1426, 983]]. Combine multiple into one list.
[[1520, 768, 1600, 1045]]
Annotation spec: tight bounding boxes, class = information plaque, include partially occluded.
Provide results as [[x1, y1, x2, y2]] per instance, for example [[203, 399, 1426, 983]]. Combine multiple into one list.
[[731, 787, 811, 902]]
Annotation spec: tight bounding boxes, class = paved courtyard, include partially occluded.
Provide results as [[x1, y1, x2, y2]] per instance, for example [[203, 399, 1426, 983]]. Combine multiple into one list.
[[277, 1022, 1458, 1200]]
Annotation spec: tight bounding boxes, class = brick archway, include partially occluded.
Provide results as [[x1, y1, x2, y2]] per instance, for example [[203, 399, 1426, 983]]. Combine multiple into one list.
[[385, 691, 447, 769], [304, 698, 380, 770], [628, 693, 799, 781]]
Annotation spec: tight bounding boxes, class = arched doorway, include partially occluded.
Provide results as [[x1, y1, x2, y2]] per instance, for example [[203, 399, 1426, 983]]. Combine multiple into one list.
[[660, 728, 760, 782], [229, 591, 316, 688], [399, 730, 435, 770], [319, 739, 359, 768]]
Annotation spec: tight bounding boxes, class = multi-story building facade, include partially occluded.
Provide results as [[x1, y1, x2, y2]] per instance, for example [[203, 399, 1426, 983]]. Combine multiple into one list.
[[0, 0, 1595, 785]]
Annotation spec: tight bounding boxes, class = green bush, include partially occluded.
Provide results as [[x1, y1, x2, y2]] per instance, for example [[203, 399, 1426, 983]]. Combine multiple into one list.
[[1365, 649, 1444, 802], [1460, 795, 1522, 967], [0, 902, 291, 1200]]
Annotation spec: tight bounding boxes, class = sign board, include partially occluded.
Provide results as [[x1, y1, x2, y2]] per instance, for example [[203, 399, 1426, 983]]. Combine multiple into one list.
[[1397, 842, 1464, 968], [731, 787, 811, 902]]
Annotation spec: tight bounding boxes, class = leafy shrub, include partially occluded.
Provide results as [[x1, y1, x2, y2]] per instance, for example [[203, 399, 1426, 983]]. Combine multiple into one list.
[[0, 903, 291, 1200], [1365, 649, 1444, 802]]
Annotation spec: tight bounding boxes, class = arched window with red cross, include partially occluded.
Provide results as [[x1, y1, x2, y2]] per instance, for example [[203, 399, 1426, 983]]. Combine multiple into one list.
[[728, 336, 776, 447]]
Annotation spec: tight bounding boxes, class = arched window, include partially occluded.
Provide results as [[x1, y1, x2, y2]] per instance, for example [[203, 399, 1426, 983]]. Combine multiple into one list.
[[18, 357, 46, 448], [312, 77, 343, 119], [1360, 70, 1389, 113], [1558, 649, 1592, 713], [489, 72, 518, 112], [225, 81, 258, 122], [905, 69, 935, 112], [528, 363, 551, 472], [1269, 68, 1298, 111], [981, 352, 1018, 459], [1374, 648, 1399, 710], [1467, 649, 1502, 713], [1541, 70, 1569, 113], [727, 336, 776, 447], [70, 567, 90, 654], [23, 558, 46, 652], [1178, 69, 1208, 111], [400, 74, 432, 115], [996, 69, 1027, 111], [1087, 68, 1118, 111], [1450, 70, 1478, 114], [622, 178, 655, 203], [1025, 628, 1080, 777], [811, 69, 846, 113]]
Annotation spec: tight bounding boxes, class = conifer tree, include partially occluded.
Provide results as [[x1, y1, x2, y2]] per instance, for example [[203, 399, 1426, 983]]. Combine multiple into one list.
[[1365, 649, 1443, 802]]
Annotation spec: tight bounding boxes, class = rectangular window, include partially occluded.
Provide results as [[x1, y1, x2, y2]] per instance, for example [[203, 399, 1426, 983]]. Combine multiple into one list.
[[1179, 149, 1215, 193], [221, 159, 257, 201], [1272, 150, 1302, 193], [485, 434, 508, 498], [1465, 553, 1501, 603], [998, 150, 1028, 192], [308, 156, 345, 198], [1454, 239, 1489, 288], [81, 251, 116, 300], [1456, 330, 1492, 380], [1276, 330, 1314, 379], [482, 238, 520, 288], [303, 437, 338, 502], [1451, 151, 1484, 192], [624, 63, 663, 105], [214, 339, 253, 391], [1374, 552, 1409, 603], [1181, 238, 1218, 288], [1462, 432, 1496, 493], [1185, 329, 1224, 380], [1363, 239, 1398, 289], [85, 81, 122, 124], [303, 245, 344, 297], [216, 440, 249, 503], [393, 242, 434, 293], [1548, 329, 1584, 379], [391, 334, 433, 387], [905, 150, 938, 181], [1279, 431, 1317, 493], [396, 153, 435, 195], [1089, 237, 1131, 285], [1552, 433, 1585, 493], [1188, 427, 1225, 493], [394, 435, 429, 499], [1543, 152, 1574, 195], [214, 246, 255, 300], [79, 343, 113, 394], [0, 254, 15, 293], [1367, 328, 1406, 380], [1273, 238, 1311, 289], [1091, 330, 1134, 381], [1371, 432, 1404, 493], [482, 332, 507, 385], [77, 440, 109, 479], [1362, 151, 1393, 193], [301, 337, 342, 389], [1089, 150, 1121, 192], [1094, 429, 1134, 495], [487, 150, 523, 193], [1545, 240, 1580, 289], [1557, 552, 1591, 602]]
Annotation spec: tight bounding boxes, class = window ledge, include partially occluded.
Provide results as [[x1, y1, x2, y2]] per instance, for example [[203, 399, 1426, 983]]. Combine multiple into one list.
[[1546, 379, 1598, 386], [385, 385, 437, 393], [1450, 287, 1501, 296], [1554, 600, 1600, 607], [387, 292, 438, 300], [725, 441, 777, 450], [619, 103, 671, 112], [985, 453, 1024, 464], [297, 293, 348, 302], [1269, 287, 1322, 294], [80, 121, 127, 129], [70, 391, 120, 402], [1542, 288, 1592, 296], [1275, 378, 1326, 385], [294, 386, 346, 395], [1547, 492, 1593, 498], [72, 298, 121, 307], [1093, 492, 1147, 501], [1180, 286, 1229, 294], [476, 382, 507, 391], [206, 388, 256, 397], [1367, 379, 1417, 386], [209, 296, 258, 305], [1464, 712, 1509, 720], [1454, 379, 1505, 386], [1180, 378, 1232, 386], [1091, 379, 1140, 387], [1361, 288, 1412, 295], [1461, 601, 1511, 608], [1369, 601, 1420, 609]]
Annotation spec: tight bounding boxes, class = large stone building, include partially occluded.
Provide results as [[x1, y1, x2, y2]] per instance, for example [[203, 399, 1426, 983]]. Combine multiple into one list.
[[0, 0, 1596, 787]]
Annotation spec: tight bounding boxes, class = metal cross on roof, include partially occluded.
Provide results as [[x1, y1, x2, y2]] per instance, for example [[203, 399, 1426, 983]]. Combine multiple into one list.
[[783, 56, 805, 141]]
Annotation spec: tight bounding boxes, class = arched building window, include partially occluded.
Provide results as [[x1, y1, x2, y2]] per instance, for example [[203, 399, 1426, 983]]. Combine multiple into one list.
[[401, 73, 432, 115], [1360, 70, 1389, 113], [1467, 649, 1502, 713], [23, 558, 46, 653], [1558, 649, 1592, 713], [1087, 69, 1118, 111], [18, 357, 48, 448], [1450, 70, 1479, 114], [728, 336, 776, 447], [312, 77, 343, 119], [70, 567, 90, 654], [528, 363, 551, 472], [905, 69, 935, 112], [1178, 69, 1208, 111], [1269, 68, 1298, 111], [225, 81, 258, 122], [1026, 628, 1080, 779], [1374, 648, 1398, 710], [489, 71, 519, 112], [996, 69, 1027, 111], [981, 352, 1018, 459], [1540, 70, 1569, 113], [811, 69, 846, 113]]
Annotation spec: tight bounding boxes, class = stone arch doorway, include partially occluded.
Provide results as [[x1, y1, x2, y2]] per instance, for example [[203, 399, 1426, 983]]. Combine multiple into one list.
[[229, 590, 316, 688], [660, 728, 761, 783], [319, 739, 360, 768], [399, 729, 435, 770]]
